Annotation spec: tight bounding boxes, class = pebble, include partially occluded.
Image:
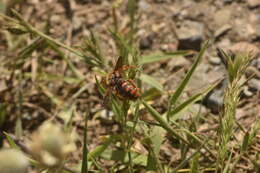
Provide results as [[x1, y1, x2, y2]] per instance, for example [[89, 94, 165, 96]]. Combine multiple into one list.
[[209, 56, 221, 65], [205, 89, 224, 114], [243, 86, 253, 97], [214, 8, 232, 27], [248, 78, 260, 92], [176, 20, 205, 51], [166, 56, 190, 72], [229, 42, 260, 58], [214, 24, 232, 39], [138, 0, 151, 11], [203, 79, 228, 114], [223, 0, 234, 3], [139, 33, 156, 50], [248, 0, 260, 8]]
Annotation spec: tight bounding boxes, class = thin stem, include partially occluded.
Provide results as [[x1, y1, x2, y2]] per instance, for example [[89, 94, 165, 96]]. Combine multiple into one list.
[[81, 111, 89, 173], [127, 102, 140, 173]]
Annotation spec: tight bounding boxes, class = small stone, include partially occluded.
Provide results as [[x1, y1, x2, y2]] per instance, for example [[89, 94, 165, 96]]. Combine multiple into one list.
[[217, 38, 232, 51], [248, 0, 260, 8], [214, 24, 232, 39], [243, 86, 253, 97], [160, 43, 178, 52], [139, 33, 156, 50], [167, 56, 190, 72], [205, 89, 224, 114], [214, 8, 232, 27], [209, 56, 221, 65], [138, 0, 151, 11], [255, 58, 260, 70], [176, 20, 205, 51], [223, 0, 233, 3], [229, 42, 260, 58], [248, 78, 260, 91], [203, 79, 228, 114]]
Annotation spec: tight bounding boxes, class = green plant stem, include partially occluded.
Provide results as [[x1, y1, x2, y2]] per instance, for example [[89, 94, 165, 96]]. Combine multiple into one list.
[[142, 100, 189, 145], [81, 111, 89, 173], [127, 102, 140, 173]]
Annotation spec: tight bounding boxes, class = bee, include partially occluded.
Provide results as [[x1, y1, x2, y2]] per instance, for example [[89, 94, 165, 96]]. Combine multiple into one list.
[[102, 58, 141, 104]]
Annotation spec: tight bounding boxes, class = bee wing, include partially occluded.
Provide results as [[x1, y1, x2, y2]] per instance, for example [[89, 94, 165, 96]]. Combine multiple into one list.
[[114, 56, 126, 71]]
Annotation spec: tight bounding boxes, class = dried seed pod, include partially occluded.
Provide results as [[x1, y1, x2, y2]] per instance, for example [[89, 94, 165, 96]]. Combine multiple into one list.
[[0, 149, 29, 173], [29, 122, 76, 167]]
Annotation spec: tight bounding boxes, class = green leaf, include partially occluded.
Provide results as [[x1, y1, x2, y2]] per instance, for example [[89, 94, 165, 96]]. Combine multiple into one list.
[[81, 112, 88, 173], [94, 75, 105, 95], [4, 132, 20, 149], [25, 72, 81, 84], [241, 132, 250, 152], [47, 40, 85, 80], [140, 51, 189, 64], [168, 82, 218, 120], [139, 73, 164, 92], [190, 153, 200, 173], [141, 88, 162, 101], [146, 126, 165, 170], [82, 31, 105, 67], [19, 37, 46, 59], [109, 29, 131, 61], [169, 92, 203, 120], [141, 100, 189, 145], [88, 135, 119, 160], [58, 104, 75, 129], [167, 42, 209, 118]]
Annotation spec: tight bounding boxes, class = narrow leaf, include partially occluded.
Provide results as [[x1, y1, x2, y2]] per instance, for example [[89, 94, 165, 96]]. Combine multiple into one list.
[[167, 42, 209, 118], [141, 100, 189, 145], [169, 81, 219, 120], [3, 132, 20, 149], [88, 135, 119, 160], [139, 73, 164, 92], [140, 51, 189, 64]]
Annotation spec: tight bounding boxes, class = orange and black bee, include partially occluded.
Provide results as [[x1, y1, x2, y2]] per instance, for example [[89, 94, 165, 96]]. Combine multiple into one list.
[[102, 58, 141, 103]]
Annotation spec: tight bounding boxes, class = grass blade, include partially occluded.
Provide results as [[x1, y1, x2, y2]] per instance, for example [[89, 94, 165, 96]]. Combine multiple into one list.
[[139, 73, 164, 92], [167, 42, 209, 119], [141, 100, 189, 145], [4, 132, 20, 149], [169, 81, 219, 120], [140, 51, 189, 64], [87, 135, 119, 160], [81, 111, 88, 173]]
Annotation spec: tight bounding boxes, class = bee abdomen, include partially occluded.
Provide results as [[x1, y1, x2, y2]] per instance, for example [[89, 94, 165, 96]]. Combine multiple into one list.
[[118, 81, 140, 100]]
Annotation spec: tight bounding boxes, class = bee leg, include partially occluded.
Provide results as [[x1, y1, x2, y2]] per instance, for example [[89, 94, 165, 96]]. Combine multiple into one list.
[[127, 79, 141, 97], [117, 65, 137, 73], [112, 86, 124, 100], [127, 79, 138, 87]]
